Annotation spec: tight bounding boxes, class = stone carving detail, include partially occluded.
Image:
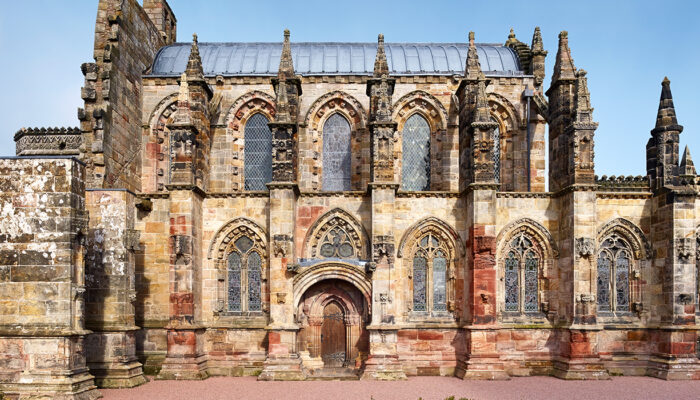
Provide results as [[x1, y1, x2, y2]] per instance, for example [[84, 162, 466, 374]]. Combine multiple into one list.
[[124, 229, 141, 251], [372, 235, 395, 264], [675, 237, 694, 262], [224, 90, 276, 130], [304, 208, 369, 260], [273, 234, 292, 258], [496, 218, 559, 259], [397, 217, 466, 258], [575, 237, 596, 258], [364, 262, 377, 274], [597, 218, 652, 260], [15, 127, 82, 156], [286, 263, 300, 274]]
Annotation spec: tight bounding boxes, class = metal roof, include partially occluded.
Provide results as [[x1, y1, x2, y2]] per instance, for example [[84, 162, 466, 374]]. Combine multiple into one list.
[[149, 42, 523, 77]]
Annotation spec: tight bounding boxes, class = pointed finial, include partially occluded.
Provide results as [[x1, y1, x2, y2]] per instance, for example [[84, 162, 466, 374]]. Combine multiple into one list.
[[469, 31, 475, 45], [465, 31, 482, 79], [573, 68, 596, 125], [551, 30, 576, 83], [652, 76, 682, 134], [680, 145, 696, 176], [185, 32, 204, 81], [509, 28, 515, 39], [193, 33, 198, 43], [560, 30, 568, 39], [532, 27, 545, 52], [278, 28, 295, 78], [373, 33, 389, 77]]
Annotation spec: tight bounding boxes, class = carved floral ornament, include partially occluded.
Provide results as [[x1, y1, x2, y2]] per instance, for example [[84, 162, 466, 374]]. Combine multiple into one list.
[[207, 217, 268, 261], [304, 91, 366, 131], [304, 208, 369, 260], [496, 218, 559, 260], [575, 237, 596, 258], [397, 217, 466, 259], [224, 91, 276, 132], [392, 90, 448, 132], [597, 218, 651, 260]]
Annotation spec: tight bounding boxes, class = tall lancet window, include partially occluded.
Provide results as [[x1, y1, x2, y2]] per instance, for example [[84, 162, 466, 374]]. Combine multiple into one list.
[[412, 233, 448, 312], [402, 114, 431, 191], [503, 232, 541, 313], [597, 234, 631, 312], [322, 113, 352, 191], [227, 236, 263, 312], [492, 118, 501, 184], [244, 113, 273, 190]]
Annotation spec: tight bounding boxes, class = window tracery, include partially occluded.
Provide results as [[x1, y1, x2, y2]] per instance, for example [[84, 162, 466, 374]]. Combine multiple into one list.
[[244, 113, 273, 191], [401, 114, 431, 191], [411, 233, 448, 312], [502, 232, 541, 313], [597, 233, 632, 313], [492, 117, 501, 184], [227, 235, 263, 312]]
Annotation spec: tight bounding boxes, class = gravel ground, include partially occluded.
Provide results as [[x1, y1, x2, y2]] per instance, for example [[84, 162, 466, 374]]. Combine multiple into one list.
[[100, 375, 700, 400]]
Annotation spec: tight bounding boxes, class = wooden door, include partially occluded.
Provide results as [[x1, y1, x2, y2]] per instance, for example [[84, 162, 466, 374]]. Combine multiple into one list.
[[321, 302, 346, 367]]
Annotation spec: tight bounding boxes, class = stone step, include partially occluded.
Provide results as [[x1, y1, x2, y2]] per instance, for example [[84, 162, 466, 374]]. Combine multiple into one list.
[[305, 368, 361, 381]]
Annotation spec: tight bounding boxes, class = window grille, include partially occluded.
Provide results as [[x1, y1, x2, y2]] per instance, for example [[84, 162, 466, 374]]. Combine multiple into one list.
[[503, 233, 540, 314], [227, 235, 263, 312], [322, 113, 352, 191], [402, 114, 431, 191], [597, 234, 631, 312], [244, 113, 272, 191]]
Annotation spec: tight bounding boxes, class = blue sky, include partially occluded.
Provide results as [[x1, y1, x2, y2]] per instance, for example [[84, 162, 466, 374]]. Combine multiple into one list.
[[0, 0, 698, 177]]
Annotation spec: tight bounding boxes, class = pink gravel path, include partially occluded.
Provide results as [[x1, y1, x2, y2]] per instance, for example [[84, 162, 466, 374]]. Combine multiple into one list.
[[100, 376, 700, 400]]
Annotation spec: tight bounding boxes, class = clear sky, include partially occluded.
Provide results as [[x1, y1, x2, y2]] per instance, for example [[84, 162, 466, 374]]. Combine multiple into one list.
[[0, 0, 698, 177]]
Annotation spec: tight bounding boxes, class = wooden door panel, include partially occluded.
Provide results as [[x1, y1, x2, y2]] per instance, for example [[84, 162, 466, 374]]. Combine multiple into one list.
[[321, 302, 346, 367]]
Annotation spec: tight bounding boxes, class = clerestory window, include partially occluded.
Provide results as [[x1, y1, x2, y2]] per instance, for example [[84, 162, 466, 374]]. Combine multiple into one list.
[[244, 113, 273, 191], [402, 113, 431, 191], [322, 113, 352, 191]]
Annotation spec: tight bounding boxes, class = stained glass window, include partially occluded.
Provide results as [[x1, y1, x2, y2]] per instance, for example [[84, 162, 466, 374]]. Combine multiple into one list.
[[413, 255, 427, 311], [228, 252, 242, 311], [597, 234, 632, 312], [248, 252, 262, 311], [503, 232, 540, 314], [227, 234, 264, 313], [402, 114, 431, 191], [492, 118, 500, 184], [322, 113, 352, 191], [412, 233, 449, 314], [244, 113, 272, 191], [319, 226, 355, 259]]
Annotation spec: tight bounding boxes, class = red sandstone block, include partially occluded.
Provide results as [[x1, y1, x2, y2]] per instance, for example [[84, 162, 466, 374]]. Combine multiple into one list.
[[267, 332, 280, 345], [298, 207, 310, 218], [627, 330, 646, 341], [398, 330, 419, 340], [670, 342, 694, 355], [569, 342, 592, 356], [511, 331, 530, 341], [418, 331, 443, 341], [496, 331, 511, 342], [514, 340, 537, 351]]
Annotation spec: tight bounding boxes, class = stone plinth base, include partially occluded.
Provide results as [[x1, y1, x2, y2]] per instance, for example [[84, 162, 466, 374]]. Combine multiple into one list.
[[552, 358, 611, 380], [85, 330, 147, 388], [456, 358, 510, 380], [0, 336, 101, 399], [299, 351, 324, 372], [360, 355, 407, 380], [647, 357, 700, 380], [156, 328, 208, 380], [258, 355, 305, 381]]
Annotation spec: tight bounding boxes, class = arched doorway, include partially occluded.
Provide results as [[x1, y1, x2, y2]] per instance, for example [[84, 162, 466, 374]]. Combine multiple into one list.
[[296, 279, 368, 369]]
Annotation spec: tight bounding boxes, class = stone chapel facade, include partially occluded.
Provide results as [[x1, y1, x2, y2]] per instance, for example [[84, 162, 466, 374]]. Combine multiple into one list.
[[1, 0, 700, 398]]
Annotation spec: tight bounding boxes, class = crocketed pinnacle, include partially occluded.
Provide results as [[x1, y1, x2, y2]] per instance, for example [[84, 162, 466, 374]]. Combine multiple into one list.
[[531, 27, 546, 55], [373, 34, 389, 77], [473, 78, 491, 123], [551, 30, 576, 83], [652, 77, 683, 134], [185, 33, 205, 82], [274, 77, 292, 124], [573, 69, 595, 124], [465, 31, 483, 80], [278, 29, 295, 79], [680, 145, 696, 176]]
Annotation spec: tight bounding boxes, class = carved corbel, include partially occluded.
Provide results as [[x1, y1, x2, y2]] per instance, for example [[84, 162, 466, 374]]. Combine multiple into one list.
[[286, 263, 300, 274], [575, 237, 595, 258]]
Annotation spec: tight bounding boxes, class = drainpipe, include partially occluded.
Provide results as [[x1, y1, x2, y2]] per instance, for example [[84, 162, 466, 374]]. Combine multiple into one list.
[[522, 86, 534, 192]]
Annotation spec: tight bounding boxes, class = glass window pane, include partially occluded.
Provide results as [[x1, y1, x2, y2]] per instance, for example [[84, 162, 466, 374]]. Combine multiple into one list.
[[597, 252, 611, 312], [505, 251, 519, 311], [524, 251, 538, 312], [322, 113, 352, 191], [433, 256, 447, 312], [244, 113, 272, 191], [615, 251, 630, 312], [228, 252, 242, 311], [413, 256, 427, 311], [402, 114, 431, 191], [493, 119, 500, 184], [248, 252, 262, 311]]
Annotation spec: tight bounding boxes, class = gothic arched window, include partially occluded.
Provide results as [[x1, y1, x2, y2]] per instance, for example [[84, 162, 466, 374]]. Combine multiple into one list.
[[244, 113, 273, 191], [492, 118, 501, 184], [227, 235, 263, 312], [503, 232, 541, 313], [412, 233, 448, 312], [597, 234, 631, 312], [402, 114, 431, 191], [322, 113, 352, 191]]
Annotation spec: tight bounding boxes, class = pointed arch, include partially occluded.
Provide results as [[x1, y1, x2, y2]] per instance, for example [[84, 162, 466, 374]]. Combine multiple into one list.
[[303, 208, 370, 261], [397, 217, 465, 259], [487, 93, 521, 131], [497, 218, 559, 259], [393, 90, 448, 132], [597, 218, 651, 260], [207, 217, 268, 260], [304, 91, 367, 131], [144, 92, 179, 192]]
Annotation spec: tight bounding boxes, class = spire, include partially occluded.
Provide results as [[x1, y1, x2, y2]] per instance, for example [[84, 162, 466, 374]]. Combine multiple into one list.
[[373, 34, 389, 77], [680, 145, 696, 176], [551, 31, 576, 83], [465, 31, 483, 80], [505, 28, 517, 46], [652, 77, 683, 134], [529, 27, 547, 88], [278, 29, 295, 79], [573, 69, 596, 125], [185, 33, 205, 82], [274, 78, 291, 124]]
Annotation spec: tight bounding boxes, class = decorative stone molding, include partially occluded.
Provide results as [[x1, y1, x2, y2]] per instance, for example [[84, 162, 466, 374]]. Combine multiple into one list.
[[15, 127, 82, 156], [397, 217, 466, 258], [292, 261, 371, 313], [488, 93, 522, 130], [364, 262, 377, 274], [597, 218, 651, 260], [304, 91, 367, 130], [372, 235, 395, 264], [286, 263, 300, 274], [675, 237, 695, 262], [303, 208, 370, 260], [575, 237, 596, 258], [496, 218, 559, 259], [207, 217, 268, 259], [392, 90, 448, 131], [273, 234, 292, 258]]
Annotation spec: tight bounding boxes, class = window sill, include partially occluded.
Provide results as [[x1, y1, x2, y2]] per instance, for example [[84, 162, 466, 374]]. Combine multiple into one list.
[[499, 311, 549, 325], [407, 311, 456, 323]]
